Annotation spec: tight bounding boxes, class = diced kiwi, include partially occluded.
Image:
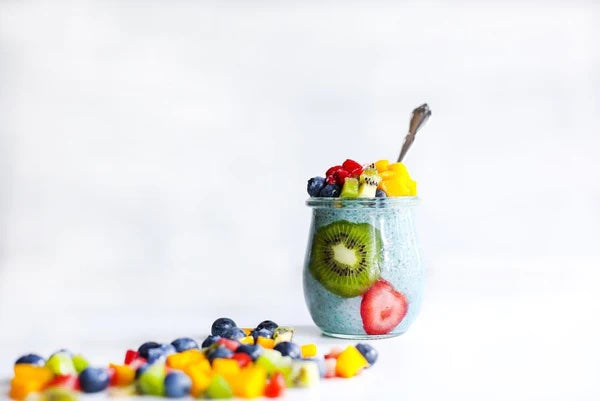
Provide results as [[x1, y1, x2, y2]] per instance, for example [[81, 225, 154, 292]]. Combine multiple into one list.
[[309, 220, 381, 297], [340, 178, 359, 198]]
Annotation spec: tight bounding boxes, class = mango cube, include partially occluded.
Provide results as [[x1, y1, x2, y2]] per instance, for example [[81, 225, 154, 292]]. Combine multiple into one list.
[[184, 363, 212, 397], [240, 336, 255, 345], [212, 358, 240, 381], [300, 344, 317, 358], [231, 366, 266, 398], [374, 159, 389, 173], [167, 349, 206, 370], [109, 363, 135, 386], [335, 346, 368, 378], [256, 337, 275, 349]]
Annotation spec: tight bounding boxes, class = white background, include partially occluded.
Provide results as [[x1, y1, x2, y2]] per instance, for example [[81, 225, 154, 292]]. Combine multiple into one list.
[[1, 1, 599, 400]]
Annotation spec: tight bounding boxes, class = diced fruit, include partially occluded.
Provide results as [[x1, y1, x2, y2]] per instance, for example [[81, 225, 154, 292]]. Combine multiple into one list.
[[307, 177, 326, 197], [325, 165, 343, 177], [13, 364, 53, 382], [45, 352, 76, 376], [340, 177, 359, 198], [318, 184, 341, 198], [273, 342, 301, 359], [137, 363, 166, 396], [264, 372, 286, 398], [231, 366, 266, 398], [39, 387, 79, 401], [231, 352, 252, 368], [255, 320, 279, 332], [201, 335, 221, 348], [108, 384, 136, 397], [164, 371, 192, 398], [212, 358, 240, 382], [272, 327, 294, 344], [254, 350, 281, 376], [79, 367, 110, 393], [235, 344, 262, 361], [355, 343, 378, 366], [240, 336, 254, 345], [360, 279, 408, 335], [221, 327, 246, 340], [335, 346, 369, 378], [211, 318, 237, 337], [333, 169, 350, 185], [184, 363, 212, 397], [256, 336, 275, 349], [166, 349, 206, 370], [217, 338, 241, 351], [407, 178, 417, 195], [71, 354, 89, 374], [294, 361, 320, 387], [300, 344, 317, 358], [379, 179, 411, 197], [129, 357, 147, 370], [171, 337, 199, 353], [357, 168, 382, 198], [325, 175, 336, 184], [46, 374, 78, 390], [109, 364, 135, 386], [324, 347, 343, 359], [15, 354, 46, 366], [324, 358, 336, 378], [380, 170, 398, 180], [374, 159, 389, 173], [303, 358, 325, 377], [387, 162, 409, 176], [205, 374, 233, 399], [124, 350, 139, 365], [242, 328, 253, 336]]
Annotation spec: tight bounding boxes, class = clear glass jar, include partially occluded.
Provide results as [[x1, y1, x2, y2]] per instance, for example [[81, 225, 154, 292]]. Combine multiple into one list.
[[303, 197, 424, 339]]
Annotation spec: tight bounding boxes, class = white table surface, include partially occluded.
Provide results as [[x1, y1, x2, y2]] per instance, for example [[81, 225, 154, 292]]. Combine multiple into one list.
[[2, 272, 598, 401]]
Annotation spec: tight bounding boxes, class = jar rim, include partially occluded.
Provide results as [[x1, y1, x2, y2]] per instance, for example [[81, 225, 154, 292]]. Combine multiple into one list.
[[306, 196, 419, 208]]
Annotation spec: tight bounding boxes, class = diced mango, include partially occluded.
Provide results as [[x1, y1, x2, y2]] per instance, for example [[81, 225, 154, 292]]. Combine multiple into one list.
[[407, 178, 417, 196], [212, 358, 241, 382], [185, 363, 212, 397], [335, 346, 369, 378], [167, 349, 206, 370], [380, 170, 398, 181], [109, 363, 135, 386], [231, 366, 266, 398], [379, 179, 411, 197], [387, 162, 409, 176], [374, 159, 389, 173], [240, 336, 255, 345], [300, 344, 317, 358], [242, 328, 253, 336], [256, 337, 274, 349]]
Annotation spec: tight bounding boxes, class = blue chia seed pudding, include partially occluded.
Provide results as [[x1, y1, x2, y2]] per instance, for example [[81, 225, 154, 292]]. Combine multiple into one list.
[[303, 197, 424, 339]]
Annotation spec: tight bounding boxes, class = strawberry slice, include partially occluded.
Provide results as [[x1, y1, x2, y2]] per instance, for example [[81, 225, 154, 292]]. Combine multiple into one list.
[[333, 169, 350, 185], [360, 279, 408, 335], [325, 165, 344, 177], [342, 159, 363, 176], [326, 175, 337, 184]]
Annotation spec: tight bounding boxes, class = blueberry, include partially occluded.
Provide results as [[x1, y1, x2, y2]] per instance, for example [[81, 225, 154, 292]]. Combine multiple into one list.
[[221, 327, 245, 340], [235, 344, 262, 361], [171, 337, 199, 353], [356, 343, 378, 366], [319, 184, 341, 197], [138, 342, 161, 359], [375, 189, 387, 198], [303, 358, 325, 377], [15, 353, 45, 366], [201, 335, 221, 348], [211, 318, 237, 337], [146, 344, 175, 364], [250, 328, 273, 341], [79, 367, 110, 393], [273, 342, 301, 359], [164, 371, 192, 398], [256, 320, 278, 332], [207, 346, 233, 363], [135, 364, 150, 379], [307, 177, 326, 197]]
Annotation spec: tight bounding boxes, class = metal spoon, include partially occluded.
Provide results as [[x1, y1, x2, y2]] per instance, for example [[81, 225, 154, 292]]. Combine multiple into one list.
[[397, 103, 432, 162]]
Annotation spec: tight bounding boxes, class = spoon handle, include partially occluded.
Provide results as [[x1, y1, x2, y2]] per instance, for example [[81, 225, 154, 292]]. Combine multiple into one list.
[[397, 103, 432, 162]]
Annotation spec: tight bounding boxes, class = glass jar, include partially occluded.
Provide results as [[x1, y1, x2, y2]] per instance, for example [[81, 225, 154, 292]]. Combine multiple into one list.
[[303, 197, 424, 339]]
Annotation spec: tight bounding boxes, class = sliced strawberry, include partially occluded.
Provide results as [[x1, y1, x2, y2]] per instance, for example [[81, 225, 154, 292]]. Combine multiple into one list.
[[46, 374, 78, 390], [360, 279, 408, 335], [326, 175, 337, 184], [264, 372, 286, 398], [325, 165, 344, 177], [124, 349, 139, 365], [333, 169, 350, 185], [342, 159, 362, 175], [324, 346, 343, 359]]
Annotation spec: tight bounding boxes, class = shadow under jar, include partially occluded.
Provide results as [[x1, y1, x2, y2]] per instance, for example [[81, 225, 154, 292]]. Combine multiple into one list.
[[303, 197, 424, 339]]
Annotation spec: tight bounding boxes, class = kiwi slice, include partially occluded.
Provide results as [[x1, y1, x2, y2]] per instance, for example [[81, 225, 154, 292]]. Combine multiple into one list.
[[309, 220, 382, 297]]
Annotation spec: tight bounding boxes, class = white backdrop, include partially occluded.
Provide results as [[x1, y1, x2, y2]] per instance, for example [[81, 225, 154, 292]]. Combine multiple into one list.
[[1, 1, 599, 398]]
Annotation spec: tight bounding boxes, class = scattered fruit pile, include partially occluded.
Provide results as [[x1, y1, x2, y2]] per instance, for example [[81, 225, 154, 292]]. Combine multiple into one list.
[[307, 159, 417, 198], [9, 318, 378, 400]]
